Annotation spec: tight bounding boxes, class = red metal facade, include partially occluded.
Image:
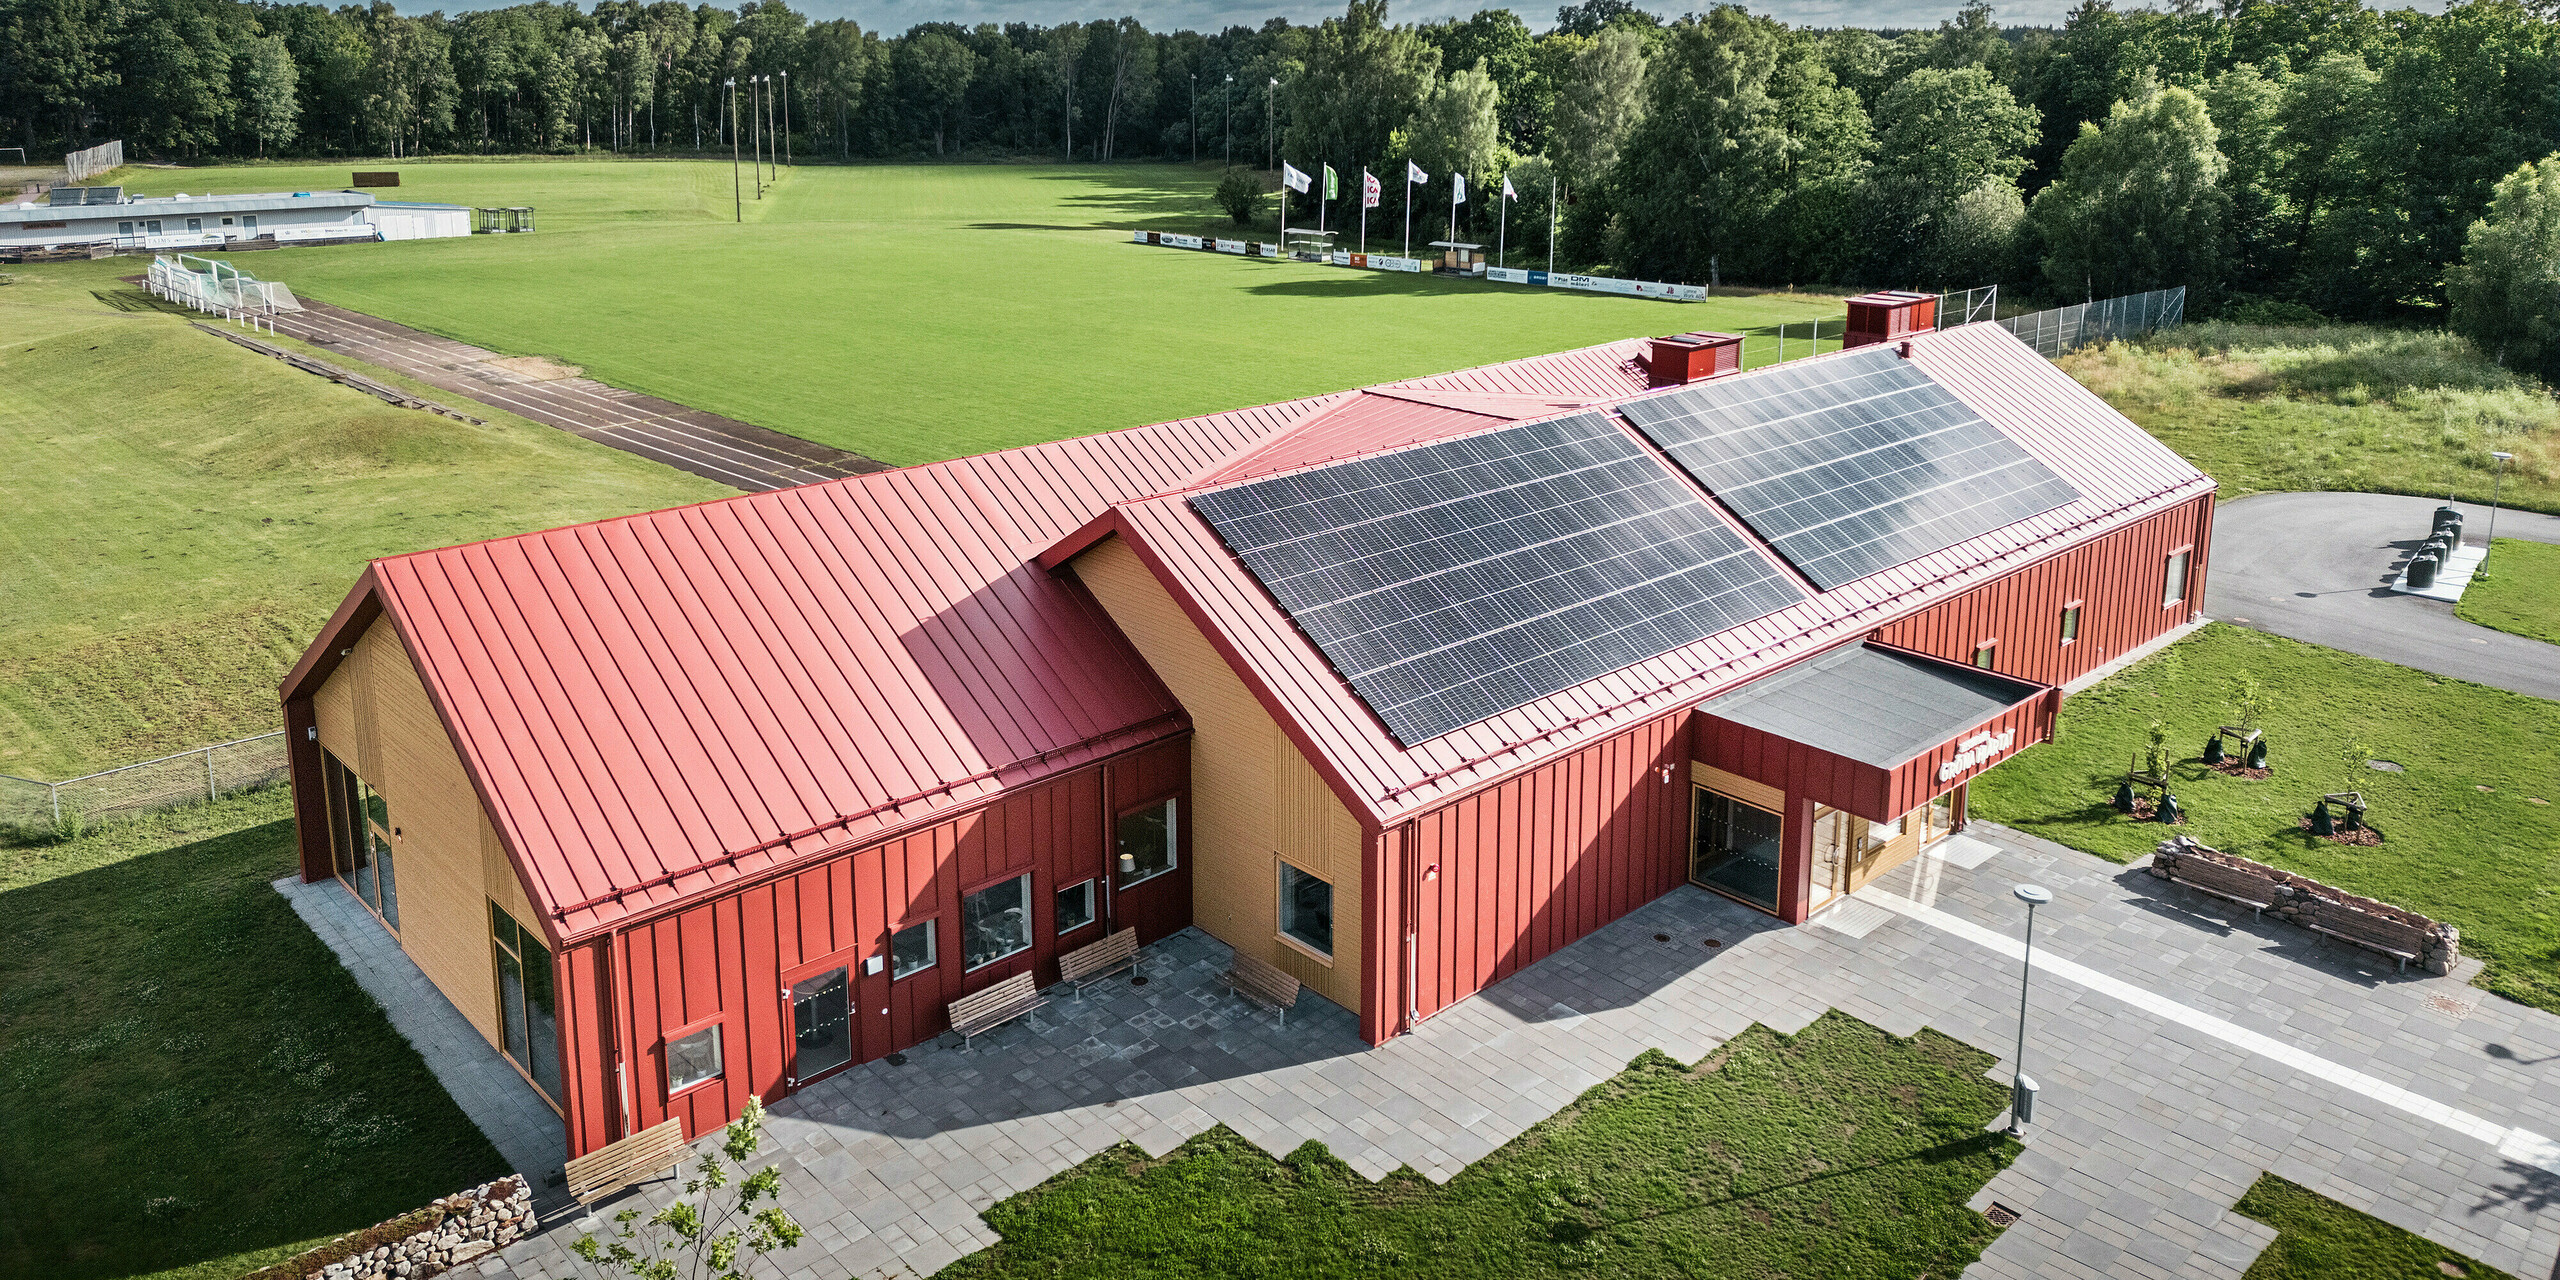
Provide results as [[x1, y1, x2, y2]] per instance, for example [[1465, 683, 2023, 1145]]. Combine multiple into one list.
[[1845, 291, 1938, 347], [1646, 333, 1743, 387]]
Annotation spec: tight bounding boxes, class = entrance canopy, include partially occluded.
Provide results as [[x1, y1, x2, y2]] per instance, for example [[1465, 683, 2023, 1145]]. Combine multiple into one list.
[[1698, 642, 2054, 824]]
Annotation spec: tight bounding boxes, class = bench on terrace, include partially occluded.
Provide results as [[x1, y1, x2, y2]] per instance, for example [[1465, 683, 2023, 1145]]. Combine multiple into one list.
[[1056, 926, 1140, 998], [2163, 855, 2281, 920], [564, 1116, 689, 1204], [949, 972, 1045, 1050], [1219, 951, 1302, 1028], [2306, 906, 2426, 973]]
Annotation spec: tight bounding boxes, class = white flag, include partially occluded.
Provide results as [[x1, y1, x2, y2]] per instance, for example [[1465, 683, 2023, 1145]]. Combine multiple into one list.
[[1453, 172, 1467, 205], [1502, 172, 1518, 201], [1406, 159, 1428, 185], [1362, 169, 1381, 209], [1281, 162, 1311, 194]]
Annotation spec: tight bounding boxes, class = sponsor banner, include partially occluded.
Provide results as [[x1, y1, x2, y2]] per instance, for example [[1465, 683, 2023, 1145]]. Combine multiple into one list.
[[1487, 266, 1533, 284], [1132, 230, 1150, 243], [1366, 254, 1423, 273], [1350, 253, 1368, 269], [1330, 251, 1351, 266], [1216, 239, 1247, 254], [1167, 233, 1204, 250], [1546, 271, 1707, 302]]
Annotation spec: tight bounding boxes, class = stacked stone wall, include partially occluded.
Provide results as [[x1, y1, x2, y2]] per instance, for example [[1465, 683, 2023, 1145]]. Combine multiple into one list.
[[2150, 836, 2460, 975], [243, 1177, 534, 1280]]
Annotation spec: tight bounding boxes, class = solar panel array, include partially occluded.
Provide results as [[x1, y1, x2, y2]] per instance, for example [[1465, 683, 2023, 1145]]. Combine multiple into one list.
[[1618, 345, 2082, 591], [1190, 413, 1806, 746]]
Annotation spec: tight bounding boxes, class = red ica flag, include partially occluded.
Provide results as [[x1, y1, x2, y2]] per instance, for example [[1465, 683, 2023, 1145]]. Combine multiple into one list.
[[1362, 169, 1381, 209]]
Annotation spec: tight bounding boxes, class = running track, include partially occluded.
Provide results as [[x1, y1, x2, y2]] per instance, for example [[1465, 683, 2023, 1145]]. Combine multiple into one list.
[[266, 301, 887, 491]]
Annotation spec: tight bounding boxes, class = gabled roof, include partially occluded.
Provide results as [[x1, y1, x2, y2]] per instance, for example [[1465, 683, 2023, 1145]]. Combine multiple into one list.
[[1084, 324, 2213, 825], [284, 343, 1653, 943]]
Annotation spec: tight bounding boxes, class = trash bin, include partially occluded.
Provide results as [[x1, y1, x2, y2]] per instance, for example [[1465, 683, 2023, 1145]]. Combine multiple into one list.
[[2409, 552, 2438, 589]]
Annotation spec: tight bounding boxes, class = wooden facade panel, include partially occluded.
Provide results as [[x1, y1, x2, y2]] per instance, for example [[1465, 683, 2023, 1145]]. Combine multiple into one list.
[[1072, 537, 1362, 1012], [1691, 762, 1783, 813]]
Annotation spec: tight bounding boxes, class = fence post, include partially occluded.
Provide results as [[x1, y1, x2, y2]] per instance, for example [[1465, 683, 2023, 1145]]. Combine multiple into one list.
[[207, 744, 218, 802], [50, 783, 60, 828]]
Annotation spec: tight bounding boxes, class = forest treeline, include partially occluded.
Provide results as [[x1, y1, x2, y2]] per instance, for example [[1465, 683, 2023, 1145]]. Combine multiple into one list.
[[4, 0, 2558, 319]]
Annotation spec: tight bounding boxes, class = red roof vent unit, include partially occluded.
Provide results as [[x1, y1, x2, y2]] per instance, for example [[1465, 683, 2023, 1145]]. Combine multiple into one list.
[[1843, 291, 1937, 349], [1646, 332, 1744, 387]]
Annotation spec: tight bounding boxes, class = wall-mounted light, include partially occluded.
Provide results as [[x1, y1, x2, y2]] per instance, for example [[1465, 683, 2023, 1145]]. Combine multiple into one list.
[[1659, 764, 1674, 783], [1423, 862, 1440, 881]]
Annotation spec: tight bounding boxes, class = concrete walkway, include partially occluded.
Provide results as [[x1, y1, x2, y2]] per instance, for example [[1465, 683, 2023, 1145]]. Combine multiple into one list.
[[276, 874, 570, 1191], [426, 824, 2560, 1280], [2207, 491, 2560, 700]]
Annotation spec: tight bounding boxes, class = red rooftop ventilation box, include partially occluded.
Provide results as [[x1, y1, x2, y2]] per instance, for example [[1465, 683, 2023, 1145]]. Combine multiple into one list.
[[1843, 291, 1937, 348], [1647, 332, 1744, 387]]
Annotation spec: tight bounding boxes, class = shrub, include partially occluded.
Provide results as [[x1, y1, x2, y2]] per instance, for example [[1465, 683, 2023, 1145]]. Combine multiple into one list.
[[1214, 168, 1266, 227]]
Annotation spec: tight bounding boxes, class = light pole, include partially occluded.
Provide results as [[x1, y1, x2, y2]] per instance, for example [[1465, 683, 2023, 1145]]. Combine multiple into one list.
[[750, 75, 764, 197], [778, 69, 790, 169], [1224, 74, 1233, 168], [726, 78, 741, 222], [2007, 884, 2051, 1142], [760, 75, 774, 187], [1189, 73, 1197, 165], [1266, 77, 1277, 173], [2486, 451, 2514, 565]]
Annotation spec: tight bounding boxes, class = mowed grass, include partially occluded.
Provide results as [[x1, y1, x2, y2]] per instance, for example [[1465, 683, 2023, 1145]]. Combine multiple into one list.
[[939, 1011, 2016, 1279], [2232, 1174, 2517, 1280], [2060, 322, 2560, 514], [0, 262, 730, 779], [2457, 538, 2560, 645], [0, 789, 507, 1280], [62, 159, 1843, 465], [1968, 625, 2560, 1012]]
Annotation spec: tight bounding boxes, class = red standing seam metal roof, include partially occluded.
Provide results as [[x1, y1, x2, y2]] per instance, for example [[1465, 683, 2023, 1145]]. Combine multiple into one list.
[[289, 344, 1653, 943], [1090, 324, 2214, 826]]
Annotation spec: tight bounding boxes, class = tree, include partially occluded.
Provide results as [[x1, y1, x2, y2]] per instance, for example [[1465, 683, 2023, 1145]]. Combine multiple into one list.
[[2027, 79, 2230, 300], [1546, 26, 1644, 191], [1394, 59, 1501, 235], [1421, 9, 1539, 153], [1552, 0, 1653, 39], [574, 1096, 804, 1280], [1286, 0, 1437, 214], [1602, 8, 1789, 285], [237, 32, 299, 156], [1858, 66, 2038, 284], [899, 29, 974, 154], [1214, 165, 1266, 224], [2203, 63, 2285, 295], [2448, 154, 2560, 382]]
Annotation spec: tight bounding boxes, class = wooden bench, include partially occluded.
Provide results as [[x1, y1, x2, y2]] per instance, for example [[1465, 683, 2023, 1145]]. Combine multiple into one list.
[[2305, 906, 2427, 973], [1057, 927, 1140, 998], [563, 1116, 688, 1204], [1219, 951, 1302, 1028], [949, 971, 1045, 1050], [2164, 856, 2280, 920]]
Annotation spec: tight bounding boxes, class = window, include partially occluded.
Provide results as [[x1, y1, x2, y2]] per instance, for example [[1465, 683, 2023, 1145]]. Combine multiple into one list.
[[1055, 879, 1096, 936], [1278, 862, 1334, 957], [962, 873, 1033, 971], [2059, 603, 2082, 646], [186, 217, 201, 231], [666, 1024, 723, 1095], [489, 903, 563, 1100], [144, 220, 161, 234], [788, 966, 852, 1083], [117, 221, 133, 236], [1117, 797, 1177, 888], [322, 750, 398, 930], [2162, 550, 2191, 608], [1692, 789, 1784, 912], [890, 919, 937, 979], [220, 216, 235, 226], [1971, 641, 1997, 670], [242, 215, 257, 231]]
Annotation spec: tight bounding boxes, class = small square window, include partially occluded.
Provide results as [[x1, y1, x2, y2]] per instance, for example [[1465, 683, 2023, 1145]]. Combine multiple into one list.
[[1117, 798, 1177, 888], [1279, 862, 1333, 957], [221, 216, 235, 226], [1971, 642, 1996, 670], [890, 919, 936, 979], [962, 873, 1033, 971], [187, 217, 202, 231], [1055, 879, 1096, 935], [667, 1023, 722, 1094], [2162, 550, 2191, 608], [2059, 604, 2082, 645]]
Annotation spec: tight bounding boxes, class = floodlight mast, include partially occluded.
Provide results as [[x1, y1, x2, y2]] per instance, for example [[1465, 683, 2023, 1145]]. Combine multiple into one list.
[[779, 70, 790, 169], [726, 78, 741, 223]]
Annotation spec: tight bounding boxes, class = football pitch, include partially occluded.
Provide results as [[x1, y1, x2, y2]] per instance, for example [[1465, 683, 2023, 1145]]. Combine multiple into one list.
[[137, 159, 1844, 465]]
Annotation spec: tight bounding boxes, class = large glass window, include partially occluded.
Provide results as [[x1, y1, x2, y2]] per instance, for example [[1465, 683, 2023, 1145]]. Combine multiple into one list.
[[789, 966, 852, 1083], [490, 903, 562, 1100], [2162, 550, 2191, 608], [1692, 789, 1783, 912], [963, 874, 1033, 971], [1117, 798, 1177, 888], [667, 1024, 722, 1095], [1055, 879, 1096, 936], [1279, 863, 1334, 956], [323, 751, 397, 931], [890, 919, 937, 979]]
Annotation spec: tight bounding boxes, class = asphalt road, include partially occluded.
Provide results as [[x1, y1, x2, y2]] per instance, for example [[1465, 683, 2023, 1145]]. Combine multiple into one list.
[[2205, 491, 2560, 701]]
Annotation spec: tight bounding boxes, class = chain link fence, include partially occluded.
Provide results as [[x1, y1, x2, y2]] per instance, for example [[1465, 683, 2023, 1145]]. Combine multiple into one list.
[[1, 730, 288, 837], [1995, 287, 2187, 358]]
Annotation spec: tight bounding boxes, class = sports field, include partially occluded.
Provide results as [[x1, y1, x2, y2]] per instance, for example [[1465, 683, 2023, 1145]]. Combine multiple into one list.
[[88, 160, 1845, 465]]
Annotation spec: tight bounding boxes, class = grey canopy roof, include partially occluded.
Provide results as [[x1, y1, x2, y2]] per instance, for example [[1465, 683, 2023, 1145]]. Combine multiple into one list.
[[1700, 642, 2045, 769]]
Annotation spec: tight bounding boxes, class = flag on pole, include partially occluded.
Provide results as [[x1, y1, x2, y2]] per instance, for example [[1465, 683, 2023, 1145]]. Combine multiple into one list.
[[1502, 172, 1518, 201], [1362, 169, 1381, 208], [1406, 159, 1428, 185], [1281, 162, 1311, 193], [1452, 172, 1467, 205], [1323, 165, 1338, 199]]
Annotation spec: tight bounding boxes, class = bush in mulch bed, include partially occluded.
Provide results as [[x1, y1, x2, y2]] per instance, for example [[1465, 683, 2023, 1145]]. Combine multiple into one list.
[[2208, 759, 2274, 780], [2126, 796, 2188, 825], [2298, 815, 2385, 846]]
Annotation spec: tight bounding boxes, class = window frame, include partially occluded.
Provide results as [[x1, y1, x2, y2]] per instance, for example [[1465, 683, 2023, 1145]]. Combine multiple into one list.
[[1054, 878, 1097, 938], [662, 1015, 726, 1099], [488, 901, 563, 1107], [1275, 859, 1335, 962], [959, 871, 1035, 973], [1970, 639, 1998, 670], [2162, 547, 2193, 609], [888, 916, 939, 981], [2059, 601, 2083, 646], [781, 950, 860, 1089], [1114, 795, 1180, 889]]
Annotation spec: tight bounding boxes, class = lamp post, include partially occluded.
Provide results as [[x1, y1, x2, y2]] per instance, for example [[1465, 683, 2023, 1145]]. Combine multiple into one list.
[[749, 75, 764, 197], [778, 69, 790, 169], [2486, 451, 2514, 565], [1224, 73, 1233, 168], [1189, 73, 1197, 165], [760, 75, 774, 187], [726, 78, 741, 222], [2007, 884, 2051, 1142], [1267, 77, 1277, 173]]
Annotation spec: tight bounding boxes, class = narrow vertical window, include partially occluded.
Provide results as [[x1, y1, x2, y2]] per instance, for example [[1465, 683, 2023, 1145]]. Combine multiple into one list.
[[1055, 880, 1096, 935], [890, 919, 937, 979], [1117, 797, 1177, 887], [490, 903, 562, 1100], [2059, 604, 2082, 646], [2163, 550, 2191, 608], [1278, 862, 1334, 957], [1971, 641, 1997, 670]]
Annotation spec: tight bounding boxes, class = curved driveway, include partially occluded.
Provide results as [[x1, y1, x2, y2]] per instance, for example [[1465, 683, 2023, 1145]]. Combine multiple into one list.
[[2205, 491, 2560, 701]]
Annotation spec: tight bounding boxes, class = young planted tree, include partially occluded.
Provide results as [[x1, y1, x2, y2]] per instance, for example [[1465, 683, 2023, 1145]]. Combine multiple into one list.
[[575, 1096, 805, 1280]]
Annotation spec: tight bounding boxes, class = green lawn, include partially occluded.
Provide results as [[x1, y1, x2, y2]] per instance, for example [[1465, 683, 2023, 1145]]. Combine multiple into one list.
[[1969, 625, 2560, 1012], [0, 263, 729, 779], [2061, 322, 2560, 515], [939, 1011, 2016, 1279], [49, 159, 1843, 466], [2233, 1174, 2516, 1280], [0, 788, 507, 1280], [2457, 538, 2560, 646]]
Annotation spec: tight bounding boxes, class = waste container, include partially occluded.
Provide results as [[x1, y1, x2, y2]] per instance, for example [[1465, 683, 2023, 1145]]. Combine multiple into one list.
[[2408, 551, 2438, 589]]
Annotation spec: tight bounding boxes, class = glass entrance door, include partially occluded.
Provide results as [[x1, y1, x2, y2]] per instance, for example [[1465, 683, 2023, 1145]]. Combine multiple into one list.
[[787, 963, 854, 1088], [1691, 788, 1783, 912]]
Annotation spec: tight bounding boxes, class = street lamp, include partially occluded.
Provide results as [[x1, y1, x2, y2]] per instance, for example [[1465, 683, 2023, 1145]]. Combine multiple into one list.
[[2486, 450, 2514, 565], [1224, 74, 1233, 169], [778, 69, 790, 169], [1189, 72, 1197, 165], [749, 75, 764, 197], [1267, 77, 1277, 173], [2007, 883, 2051, 1142], [725, 78, 741, 222]]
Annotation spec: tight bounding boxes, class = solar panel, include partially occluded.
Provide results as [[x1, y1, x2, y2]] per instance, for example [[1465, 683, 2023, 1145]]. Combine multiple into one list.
[[1190, 413, 1806, 746], [1618, 345, 2082, 591]]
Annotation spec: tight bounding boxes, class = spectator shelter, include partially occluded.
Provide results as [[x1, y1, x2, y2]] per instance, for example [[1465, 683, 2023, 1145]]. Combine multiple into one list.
[[281, 320, 2213, 1162]]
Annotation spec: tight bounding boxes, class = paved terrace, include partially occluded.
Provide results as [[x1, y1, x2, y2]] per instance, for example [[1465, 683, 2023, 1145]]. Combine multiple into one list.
[[390, 823, 2560, 1280]]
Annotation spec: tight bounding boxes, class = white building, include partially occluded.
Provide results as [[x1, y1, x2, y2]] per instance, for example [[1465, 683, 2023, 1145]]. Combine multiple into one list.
[[0, 187, 473, 252]]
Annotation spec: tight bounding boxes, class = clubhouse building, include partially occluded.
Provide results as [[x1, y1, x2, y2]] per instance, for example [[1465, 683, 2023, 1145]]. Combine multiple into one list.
[[281, 316, 2213, 1160]]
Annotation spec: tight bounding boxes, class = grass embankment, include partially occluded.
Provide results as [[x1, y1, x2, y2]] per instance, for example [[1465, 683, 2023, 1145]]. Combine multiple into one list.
[[0, 789, 506, 1280], [2062, 322, 2559, 514], [2233, 1174, 2516, 1280], [2457, 538, 2560, 645], [940, 1011, 2015, 1279], [45, 160, 1844, 466], [1969, 625, 2560, 1012], [0, 264, 729, 779]]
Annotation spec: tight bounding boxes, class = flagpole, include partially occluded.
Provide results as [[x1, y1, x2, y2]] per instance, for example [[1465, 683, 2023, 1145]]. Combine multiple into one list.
[[1319, 165, 1327, 237], [1360, 168, 1368, 254], [1547, 175, 1557, 275], [1499, 171, 1507, 270], [1404, 172, 1413, 257]]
